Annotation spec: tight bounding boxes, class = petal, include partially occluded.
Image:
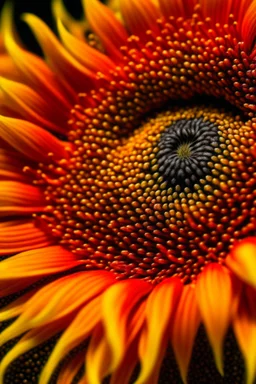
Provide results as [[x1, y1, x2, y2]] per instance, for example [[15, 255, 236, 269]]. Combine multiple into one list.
[[85, 324, 112, 383], [39, 296, 104, 384], [56, 351, 85, 384], [57, 19, 116, 74], [102, 279, 151, 370], [23, 13, 97, 92], [199, 0, 232, 24], [0, 246, 82, 295], [0, 181, 44, 217], [226, 237, 256, 289], [196, 264, 241, 375], [241, 0, 256, 53], [0, 77, 68, 134], [0, 271, 115, 346], [0, 115, 68, 162], [233, 285, 256, 384], [171, 284, 201, 383], [159, 0, 196, 19], [120, 0, 160, 40], [136, 277, 183, 383], [82, 0, 128, 60], [0, 220, 52, 255]]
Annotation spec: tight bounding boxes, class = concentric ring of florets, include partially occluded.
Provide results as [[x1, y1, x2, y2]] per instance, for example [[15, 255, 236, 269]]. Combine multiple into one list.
[[39, 105, 256, 284]]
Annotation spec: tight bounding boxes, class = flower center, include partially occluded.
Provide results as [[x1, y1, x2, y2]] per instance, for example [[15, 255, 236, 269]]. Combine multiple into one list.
[[157, 118, 219, 188], [37, 105, 256, 284]]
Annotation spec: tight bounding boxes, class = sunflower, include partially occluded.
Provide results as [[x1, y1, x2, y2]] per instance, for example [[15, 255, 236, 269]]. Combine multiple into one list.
[[0, 0, 256, 383]]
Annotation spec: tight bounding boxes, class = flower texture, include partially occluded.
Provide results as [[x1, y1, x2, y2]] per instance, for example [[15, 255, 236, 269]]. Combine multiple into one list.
[[0, 0, 256, 383]]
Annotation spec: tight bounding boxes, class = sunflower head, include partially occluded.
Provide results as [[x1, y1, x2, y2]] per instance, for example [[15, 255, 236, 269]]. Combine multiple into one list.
[[0, 0, 256, 383]]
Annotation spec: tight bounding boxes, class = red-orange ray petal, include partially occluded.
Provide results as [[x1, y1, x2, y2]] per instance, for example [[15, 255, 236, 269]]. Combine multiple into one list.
[[171, 284, 201, 383], [0, 220, 53, 255], [120, 0, 160, 40], [226, 237, 256, 289], [40, 295, 107, 384], [56, 351, 85, 384], [85, 323, 112, 383], [0, 271, 114, 346], [0, 181, 45, 217], [0, 77, 68, 134], [0, 115, 69, 162], [82, 0, 128, 61], [136, 277, 183, 383], [0, 314, 73, 384], [102, 279, 151, 370], [0, 150, 33, 182], [0, 246, 82, 295], [196, 264, 241, 375], [22, 13, 97, 92], [199, 0, 233, 25], [233, 285, 256, 384], [57, 19, 116, 74], [241, 0, 256, 53], [158, 0, 196, 19], [0, 53, 20, 81]]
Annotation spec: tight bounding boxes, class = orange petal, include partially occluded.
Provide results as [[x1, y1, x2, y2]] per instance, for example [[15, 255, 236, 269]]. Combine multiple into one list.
[[0, 53, 20, 81], [196, 264, 241, 375], [57, 18, 116, 74], [85, 324, 112, 383], [0, 245, 82, 294], [199, 0, 232, 24], [0, 181, 44, 217], [83, 0, 128, 61], [159, 0, 196, 18], [2, 3, 75, 105], [233, 285, 256, 384], [0, 115, 68, 162], [40, 296, 104, 384], [102, 279, 151, 370], [226, 237, 256, 289], [0, 77, 68, 134], [171, 284, 201, 383], [136, 277, 183, 383], [0, 271, 115, 346], [22, 13, 96, 92], [57, 351, 85, 384], [0, 315, 71, 384], [241, 0, 256, 53], [0, 221, 52, 255], [120, 0, 160, 40]]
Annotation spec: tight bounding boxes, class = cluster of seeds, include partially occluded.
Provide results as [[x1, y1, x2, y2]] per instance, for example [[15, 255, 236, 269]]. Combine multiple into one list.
[[35, 12, 256, 284]]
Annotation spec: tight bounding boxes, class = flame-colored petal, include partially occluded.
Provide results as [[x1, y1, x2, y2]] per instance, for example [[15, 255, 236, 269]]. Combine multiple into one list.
[[199, 0, 232, 24], [2, 3, 75, 105], [120, 0, 160, 39], [233, 285, 256, 384], [226, 237, 256, 289], [0, 115, 68, 162], [171, 284, 201, 383], [82, 0, 128, 60], [0, 149, 32, 182], [0, 181, 44, 217], [196, 264, 241, 375], [158, 0, 196, 18], [0, 77, 68, 134], [0, 53, 20, 81], [40, 296, 105, 384], [0, 246, 82, 294], [241, 0, 256, 53], [0, 271, 115, 347], [0, 316, 71, 384], [136, 277, 183, 383], [52, 0, 87, 40], [56, 351, 85, 384], [0, 220, 53, 255], [85, 324, 112, 384], [102, 279, 151, 370], [22, 13, 96, 92], [57, 19, 116, 74]]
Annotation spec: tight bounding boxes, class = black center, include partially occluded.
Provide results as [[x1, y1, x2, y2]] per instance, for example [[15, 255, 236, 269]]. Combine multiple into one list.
[[157, 118, 219, 189]]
